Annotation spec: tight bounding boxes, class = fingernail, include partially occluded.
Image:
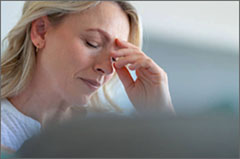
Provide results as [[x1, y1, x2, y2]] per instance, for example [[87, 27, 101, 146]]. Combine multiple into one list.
[[115, 38, 118, 44], [113, 63, 119, 69]]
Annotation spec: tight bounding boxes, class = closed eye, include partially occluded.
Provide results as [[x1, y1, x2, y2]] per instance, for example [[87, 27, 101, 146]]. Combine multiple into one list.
[[86, 41, 99, 49]]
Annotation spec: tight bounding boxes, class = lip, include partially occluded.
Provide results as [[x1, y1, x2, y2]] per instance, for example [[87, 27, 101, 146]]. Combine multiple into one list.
[[79, 78, 101, 90]]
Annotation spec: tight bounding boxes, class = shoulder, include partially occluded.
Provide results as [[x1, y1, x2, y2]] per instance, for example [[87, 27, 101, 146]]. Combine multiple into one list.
[[1, 98, 17, 127], [1, 98, 25, 151], [1, 98, 41, 128], [1, 98, 27, 127], [1, 98, 22, 119], [1, 98, 41, 151], [1, 99, 19, 151], [1, 98, 10, 112]]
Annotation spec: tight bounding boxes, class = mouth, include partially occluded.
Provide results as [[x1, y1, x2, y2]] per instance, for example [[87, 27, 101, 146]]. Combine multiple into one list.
[[79, 77, 101, 90]]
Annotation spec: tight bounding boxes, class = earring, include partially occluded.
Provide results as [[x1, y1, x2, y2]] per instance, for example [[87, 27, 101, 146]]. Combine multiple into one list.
[[36, 43, 39, 53]]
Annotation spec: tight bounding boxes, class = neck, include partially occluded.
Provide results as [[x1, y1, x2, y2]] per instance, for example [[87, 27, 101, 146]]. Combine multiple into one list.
[[8, 75, 73, 128], [8, 90, 72, 128]]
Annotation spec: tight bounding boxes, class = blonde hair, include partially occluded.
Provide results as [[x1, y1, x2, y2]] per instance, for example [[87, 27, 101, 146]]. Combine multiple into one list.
[[1, 1, 142, 113]]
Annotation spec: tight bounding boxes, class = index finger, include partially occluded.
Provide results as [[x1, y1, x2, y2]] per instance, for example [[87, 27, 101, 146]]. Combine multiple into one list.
[[115, 38, 139, 49]]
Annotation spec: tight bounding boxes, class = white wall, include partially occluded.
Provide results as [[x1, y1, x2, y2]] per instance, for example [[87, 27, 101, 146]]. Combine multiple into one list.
[[1, 1, 25, 42], [130, 1, 239, 53]]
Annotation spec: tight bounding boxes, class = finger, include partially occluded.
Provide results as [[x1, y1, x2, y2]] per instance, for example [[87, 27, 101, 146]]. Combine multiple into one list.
[[115, 38, 138, 49], [111, 47, 145, 58], [115, 54, 142, 69], [114, 64, 135, 91], [111, 48, 138, 58], [128, 58, 147, 70], [129, 58, 161, 74]]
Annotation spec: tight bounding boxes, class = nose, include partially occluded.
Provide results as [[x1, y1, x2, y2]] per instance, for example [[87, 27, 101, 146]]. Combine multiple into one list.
[[94, 53, 114, 75]]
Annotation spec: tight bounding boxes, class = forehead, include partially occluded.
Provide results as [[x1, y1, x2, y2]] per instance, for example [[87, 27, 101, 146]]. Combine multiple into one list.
[[62, 2, 130, 41]]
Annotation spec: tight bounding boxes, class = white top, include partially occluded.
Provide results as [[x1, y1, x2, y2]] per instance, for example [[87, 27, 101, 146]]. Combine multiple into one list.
[[1, 99, 41, 151]]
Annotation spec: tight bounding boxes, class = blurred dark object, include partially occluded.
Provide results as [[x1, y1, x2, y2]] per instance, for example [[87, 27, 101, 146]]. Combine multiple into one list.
[[16, 113, 239, 158]]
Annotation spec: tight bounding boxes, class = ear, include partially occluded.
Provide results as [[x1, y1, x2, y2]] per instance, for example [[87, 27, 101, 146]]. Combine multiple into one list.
[[30, 16, 50, 50]]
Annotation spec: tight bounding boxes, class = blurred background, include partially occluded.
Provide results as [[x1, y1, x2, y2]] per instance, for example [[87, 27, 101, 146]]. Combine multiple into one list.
[[1, 1, 239, 117]]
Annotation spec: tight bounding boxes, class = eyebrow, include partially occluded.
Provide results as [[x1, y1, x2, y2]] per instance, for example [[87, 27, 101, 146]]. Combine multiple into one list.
[[85, 28, 111, 42]]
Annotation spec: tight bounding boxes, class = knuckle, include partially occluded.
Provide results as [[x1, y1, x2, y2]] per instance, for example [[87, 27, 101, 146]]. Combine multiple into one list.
[[146, 58, 152, 64], [161, 70, 168, 82]]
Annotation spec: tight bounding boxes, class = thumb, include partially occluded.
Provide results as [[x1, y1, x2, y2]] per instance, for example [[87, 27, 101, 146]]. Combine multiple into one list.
[[114, 63, 134, 91]]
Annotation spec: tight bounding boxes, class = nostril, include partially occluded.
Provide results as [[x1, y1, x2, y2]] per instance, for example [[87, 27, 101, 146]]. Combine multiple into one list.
[[112, 57, 116, 62], [96, 68, 104, 73]]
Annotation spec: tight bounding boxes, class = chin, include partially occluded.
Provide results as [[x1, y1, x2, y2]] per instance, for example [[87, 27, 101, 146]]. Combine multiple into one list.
[[67, 86, 99, 107], [66, 94, 90, 107]]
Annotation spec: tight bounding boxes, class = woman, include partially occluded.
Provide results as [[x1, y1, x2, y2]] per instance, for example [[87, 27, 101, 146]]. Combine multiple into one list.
[[1, 1, 175, 153]]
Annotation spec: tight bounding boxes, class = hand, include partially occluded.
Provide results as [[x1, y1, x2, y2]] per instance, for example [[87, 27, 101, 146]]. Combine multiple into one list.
[[112, 38, 175, 115]]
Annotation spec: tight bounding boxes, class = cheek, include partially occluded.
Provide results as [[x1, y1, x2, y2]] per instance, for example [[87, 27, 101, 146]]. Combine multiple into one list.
[[42, 36, 94, 83], [60, 39, 93, 70], [48, 30, 90, 66]]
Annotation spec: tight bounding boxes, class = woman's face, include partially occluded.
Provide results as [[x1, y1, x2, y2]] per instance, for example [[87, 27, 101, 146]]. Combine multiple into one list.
[[39, 2, 130, 106]]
